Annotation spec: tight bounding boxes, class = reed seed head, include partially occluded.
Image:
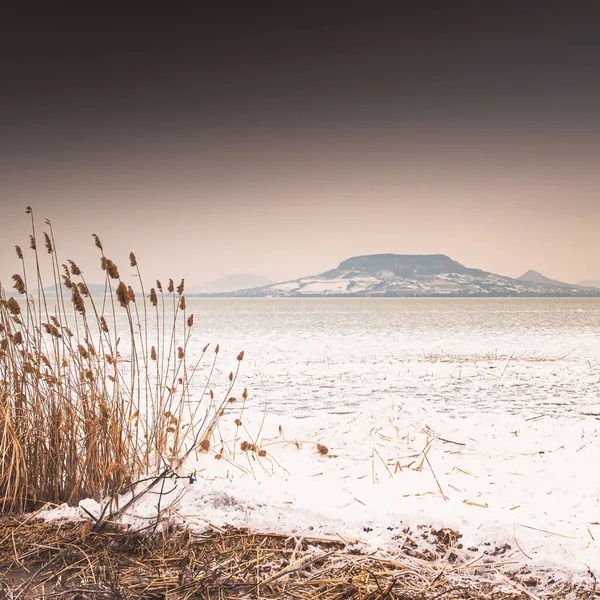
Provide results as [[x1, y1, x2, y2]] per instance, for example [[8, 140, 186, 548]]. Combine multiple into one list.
[[187, 314, 194, 327], [316, 443, 329, 456], [29, 235, 36, 250], [7, 297, 21, 315], [43, 232, 53, 253], [168, 279, 174, 293], [92, 233, 103, 251], [228, 371, 233, 382], [105, 259, 120, 280], [71, 286, 86, 315], [78, 344, 89, 360], [12, 274, 26, 294], [151, 346, 157, 361], [199, 439, 211, 452], [237, 351, 244, 361], [215, 344, 220, 354], [240, 441, 250, 452], [68, 260, 82, 276], [78, 282, 90, 297], [258, 449, 267, 457], [156, 280, 162, 291], [43, 323, 61, 338], [234, 418, 242, 426], [242, 387, 248, 400], [149, 288, 158, 306], [177, 279, 184, 295], [129, 252, 137, 267], [116, 282, 129, 308], [100, 316, 109, 332], [228, 397, 237, 403], [178, 346, 184, 359], [15, 245, 23, 259], [12, 331, 23, 345], [127, 285, 136, 302], [179, 296, 186, 311]]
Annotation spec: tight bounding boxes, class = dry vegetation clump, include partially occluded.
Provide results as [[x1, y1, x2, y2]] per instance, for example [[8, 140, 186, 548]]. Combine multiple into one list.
[[0, 517, 595, 599], [0, 208, 243, 514]]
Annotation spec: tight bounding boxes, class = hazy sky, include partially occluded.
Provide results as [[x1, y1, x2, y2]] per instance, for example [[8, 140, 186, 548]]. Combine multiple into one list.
[[2, 2, 600, 286]]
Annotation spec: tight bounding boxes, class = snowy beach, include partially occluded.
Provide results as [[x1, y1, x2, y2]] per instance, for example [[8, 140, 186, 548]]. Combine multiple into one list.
[[54, 297, 600, 580]]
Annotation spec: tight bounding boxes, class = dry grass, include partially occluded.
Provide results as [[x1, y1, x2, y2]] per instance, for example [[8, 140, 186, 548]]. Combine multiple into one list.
[[0, 208, 240, 514], [0, 516, 596, 599]]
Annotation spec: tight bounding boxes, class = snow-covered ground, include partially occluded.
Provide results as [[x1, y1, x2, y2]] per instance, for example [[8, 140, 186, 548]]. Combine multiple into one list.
[[52, 298, 600, 578]]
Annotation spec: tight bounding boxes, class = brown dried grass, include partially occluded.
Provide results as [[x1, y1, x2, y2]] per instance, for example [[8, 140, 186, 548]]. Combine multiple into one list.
[[0, 208, 241, 514], [0, 517, 595, 599]]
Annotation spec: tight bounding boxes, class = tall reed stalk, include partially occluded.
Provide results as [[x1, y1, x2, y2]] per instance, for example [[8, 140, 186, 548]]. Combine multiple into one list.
[[0, 208, 238, 513]]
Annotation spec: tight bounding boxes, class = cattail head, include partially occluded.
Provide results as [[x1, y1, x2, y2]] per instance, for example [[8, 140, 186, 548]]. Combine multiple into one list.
[[15, 245, 23, 259], [199, 438, 211, 452], [43, 232, 53, 253], [149, 288, 158, 306], [92, 234, 103, 251], [12, 274, 26, 294], [176, 279, 184, 295], [129, 252, 137, 267], [168, 279, 174, 293], [316, 443, 329, 456], [179, 296, 186, 311], [187, 314, 194, 327], [116, 282, 129, 308], [68, 260, 82, 276]]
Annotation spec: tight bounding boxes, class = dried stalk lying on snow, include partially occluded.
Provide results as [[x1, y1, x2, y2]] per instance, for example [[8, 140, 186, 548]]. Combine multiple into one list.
[[0, 517, 596, 599]]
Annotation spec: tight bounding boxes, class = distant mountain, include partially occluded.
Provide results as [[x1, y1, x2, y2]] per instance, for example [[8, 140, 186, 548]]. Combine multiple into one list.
[[187, 274, 273, 294], [220, 254, 600, 298], [578, 279, 600, 289], [517, 270, 576, 288]]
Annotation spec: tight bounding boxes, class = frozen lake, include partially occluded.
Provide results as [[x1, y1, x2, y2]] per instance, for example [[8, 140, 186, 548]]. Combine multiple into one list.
[[186, 297, 600, 419]]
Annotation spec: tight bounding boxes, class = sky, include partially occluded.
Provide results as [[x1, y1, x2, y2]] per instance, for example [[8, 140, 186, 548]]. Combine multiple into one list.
[[1, 2, 600, 287]]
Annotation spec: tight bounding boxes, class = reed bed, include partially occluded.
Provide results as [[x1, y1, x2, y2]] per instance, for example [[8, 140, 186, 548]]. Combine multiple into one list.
[[0, 208, 240, 514], [0, 516, 594, 599]]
